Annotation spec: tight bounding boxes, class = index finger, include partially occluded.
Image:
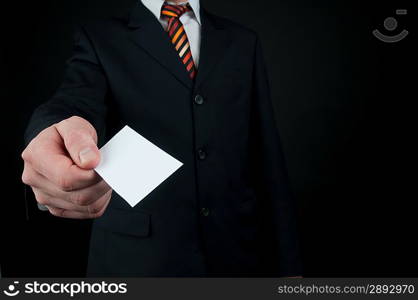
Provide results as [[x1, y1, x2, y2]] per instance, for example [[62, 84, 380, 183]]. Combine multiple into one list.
[[38, 151, 101, 191]]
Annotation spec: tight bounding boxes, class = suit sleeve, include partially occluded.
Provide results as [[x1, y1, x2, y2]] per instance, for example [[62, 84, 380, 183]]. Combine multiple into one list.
[[24, 26, 108, 146], [249, 35, 303, 276]]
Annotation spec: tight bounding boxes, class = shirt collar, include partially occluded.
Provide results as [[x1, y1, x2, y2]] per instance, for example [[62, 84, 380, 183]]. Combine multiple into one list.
[[141, 0, 201, 25]]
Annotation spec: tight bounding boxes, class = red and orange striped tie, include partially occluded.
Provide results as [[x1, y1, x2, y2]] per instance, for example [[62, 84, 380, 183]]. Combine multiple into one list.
[[161, 2, 197, 80]]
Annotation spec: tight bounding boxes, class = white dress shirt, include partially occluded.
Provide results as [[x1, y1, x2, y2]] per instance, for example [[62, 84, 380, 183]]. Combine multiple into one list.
[[141, 0, 201, 67]]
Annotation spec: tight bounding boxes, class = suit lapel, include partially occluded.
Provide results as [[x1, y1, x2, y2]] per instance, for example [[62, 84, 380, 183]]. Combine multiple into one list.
[[194, 8, 231, 90], [126, 3, 231, 91], [127, 2, 193, 89]]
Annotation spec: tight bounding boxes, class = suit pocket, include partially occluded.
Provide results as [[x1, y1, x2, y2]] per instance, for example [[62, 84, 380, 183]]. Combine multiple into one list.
[[94, 207, 151, 238]]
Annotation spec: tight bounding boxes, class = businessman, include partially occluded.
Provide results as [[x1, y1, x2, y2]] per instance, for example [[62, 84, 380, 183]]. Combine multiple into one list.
[[21, 0, 302, 277]]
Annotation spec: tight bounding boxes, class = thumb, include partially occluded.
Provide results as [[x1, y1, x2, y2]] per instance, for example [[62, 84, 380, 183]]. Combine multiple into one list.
[[55, 116, 100, 170]]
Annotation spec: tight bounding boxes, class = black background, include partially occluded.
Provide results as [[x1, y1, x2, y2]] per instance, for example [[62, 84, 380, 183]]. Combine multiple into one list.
[[1, 0, 415, 277]]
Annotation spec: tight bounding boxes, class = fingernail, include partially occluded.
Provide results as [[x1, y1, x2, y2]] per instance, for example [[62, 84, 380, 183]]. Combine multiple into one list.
[[79, 148, 95, 165]]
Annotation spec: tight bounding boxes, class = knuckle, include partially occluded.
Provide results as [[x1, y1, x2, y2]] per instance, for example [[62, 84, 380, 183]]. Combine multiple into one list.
[[65, 131, 85, 148], [68, 116, 97, 140], [47, 208, 56, 216], [88, 201, 103, 215], [21, 169, 32, 185], [57, 174, 74, 191], [91, 209, 105, 218], [21, 145, 36, 163], [88, 206, 101, 216], [21, 148, 29, 161], [35, 194, 49, 205], [73, 116, 94, 129], [72, 192, 90, 206], [89, 197, 109, 218], [48, 208, 61, 217], [68, 116, 84, 124], [51, 208, 66, 218]]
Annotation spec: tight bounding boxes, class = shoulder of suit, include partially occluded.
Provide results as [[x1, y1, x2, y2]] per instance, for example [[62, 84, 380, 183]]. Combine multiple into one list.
[[78, 16, 128, 34], [77, 10, 260, 43], [74, 6, 132, 37]]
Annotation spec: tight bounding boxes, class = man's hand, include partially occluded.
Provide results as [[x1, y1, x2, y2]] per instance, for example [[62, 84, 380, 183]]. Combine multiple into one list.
[[21, 116, 112, 219]]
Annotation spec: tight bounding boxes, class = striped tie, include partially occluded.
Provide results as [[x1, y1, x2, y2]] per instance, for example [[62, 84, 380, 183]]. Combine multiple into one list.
[[161, 2, 197, 80]]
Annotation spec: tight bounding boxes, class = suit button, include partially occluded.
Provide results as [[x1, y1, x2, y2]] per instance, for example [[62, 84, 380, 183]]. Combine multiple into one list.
[[194, 94, 204, 105], [200, 207, 210, 217], [197, 148, 207, 160]]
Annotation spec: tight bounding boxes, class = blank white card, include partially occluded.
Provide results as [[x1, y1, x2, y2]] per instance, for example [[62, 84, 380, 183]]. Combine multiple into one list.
[[95, 126, 183, 207]]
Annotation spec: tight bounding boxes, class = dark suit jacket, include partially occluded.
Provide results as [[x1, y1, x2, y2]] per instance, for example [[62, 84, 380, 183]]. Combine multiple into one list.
[[24, 1, 302, 277]]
